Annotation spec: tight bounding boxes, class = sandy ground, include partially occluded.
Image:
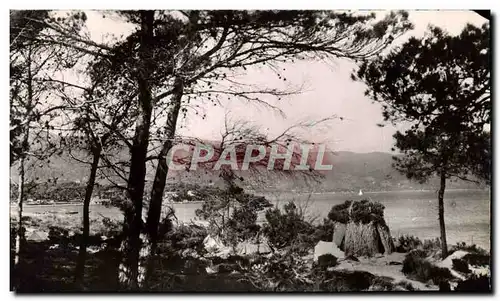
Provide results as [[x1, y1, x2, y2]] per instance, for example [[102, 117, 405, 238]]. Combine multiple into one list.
[[334, 252, 437, 291]]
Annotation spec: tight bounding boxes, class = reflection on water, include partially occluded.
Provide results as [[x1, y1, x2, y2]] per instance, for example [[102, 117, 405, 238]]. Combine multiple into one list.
[[14, 189, 491, 251]]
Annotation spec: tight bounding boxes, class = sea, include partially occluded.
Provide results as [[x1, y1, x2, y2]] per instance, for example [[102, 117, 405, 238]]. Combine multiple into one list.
[[13, 189, 491, 251]]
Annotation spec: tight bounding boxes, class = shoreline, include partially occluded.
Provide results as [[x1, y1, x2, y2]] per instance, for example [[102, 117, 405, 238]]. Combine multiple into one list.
[[11, 188, 490, 207]]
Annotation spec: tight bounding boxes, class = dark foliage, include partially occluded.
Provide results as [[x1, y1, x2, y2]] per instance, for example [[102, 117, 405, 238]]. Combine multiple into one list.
[[452, 258, 471, 274], [319, 270, 375, 292], [316, 254, 338, 269], [350, 200, 386, 225], [312, 218, 335, 242], [462, 253, 490, 267], [262, 202, 316, 253], [395, 234, 423, 253], [402, 250, 453, 283], [161, 224, 208, 256], [327, 200, 352, 223], [455, 274, 491, 292], [327, 199, 386, 225], [450, 242, 489, 256]]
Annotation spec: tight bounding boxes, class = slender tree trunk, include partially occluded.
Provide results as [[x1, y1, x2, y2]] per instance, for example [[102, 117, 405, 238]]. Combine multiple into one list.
[[438, 170, 448, 259], [144, 77, 183, 286], [74, 146, 101, 288], [14, 47, 32, 270], [119, 10, 155, 289], [14, 155, 25, 267]]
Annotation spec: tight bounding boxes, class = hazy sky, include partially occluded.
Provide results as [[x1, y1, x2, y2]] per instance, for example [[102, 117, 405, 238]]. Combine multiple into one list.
[[84, 10, 488, 153]]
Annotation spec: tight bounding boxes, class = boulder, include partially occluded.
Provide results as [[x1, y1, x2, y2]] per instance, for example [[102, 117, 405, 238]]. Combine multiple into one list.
[[344, 221, 380, 257], [332, 222, 346, 248], [377, 224, 395, 254], [236, 242, 271, 255], [27, 230, 49, 242], [203, 235, 231, 257], [330, 200, 394, 257], [314, 240, 345, 261]]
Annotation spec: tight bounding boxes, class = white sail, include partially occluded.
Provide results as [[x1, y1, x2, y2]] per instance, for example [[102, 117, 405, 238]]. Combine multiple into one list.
[[358, 189, 363, 196]]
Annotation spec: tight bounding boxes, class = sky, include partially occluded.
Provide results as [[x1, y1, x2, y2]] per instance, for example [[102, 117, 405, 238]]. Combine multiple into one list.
[[84, 10, 488, 153]]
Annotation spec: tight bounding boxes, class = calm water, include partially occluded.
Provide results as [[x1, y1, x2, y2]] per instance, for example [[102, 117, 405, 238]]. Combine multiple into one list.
[[14, 189, 491, 250]]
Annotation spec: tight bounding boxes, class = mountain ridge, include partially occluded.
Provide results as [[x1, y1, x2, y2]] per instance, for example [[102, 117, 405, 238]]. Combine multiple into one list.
[[10, 149, 486, 192]]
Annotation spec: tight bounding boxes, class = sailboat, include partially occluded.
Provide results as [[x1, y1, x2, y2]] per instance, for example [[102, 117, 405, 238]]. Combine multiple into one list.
[[358, 189, 363, 196]]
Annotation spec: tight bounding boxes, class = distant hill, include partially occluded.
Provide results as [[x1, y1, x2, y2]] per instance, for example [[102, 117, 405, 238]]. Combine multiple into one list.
[[10, 149, 486, 192]]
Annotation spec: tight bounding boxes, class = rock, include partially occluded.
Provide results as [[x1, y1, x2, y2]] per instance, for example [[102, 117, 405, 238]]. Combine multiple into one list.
[[236, 242, 271, 255], [344, 221, 380, 257], [27, 230, 49, 242], [331, 200, 394, 257], [439, 250, 469, 269], [314, 240, 345, 261], [203, 235, 225, 253], [376, 224, 395, 254], [206, 266, 217, 274], [332, 222, 346, 248]]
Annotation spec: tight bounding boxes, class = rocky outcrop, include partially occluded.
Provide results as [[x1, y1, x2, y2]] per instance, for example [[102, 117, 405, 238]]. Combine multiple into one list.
[[332, 222, 346, 249], [329, 200, 394, 257], [344, 221, 380, 257], [376, 223, 394, 254]]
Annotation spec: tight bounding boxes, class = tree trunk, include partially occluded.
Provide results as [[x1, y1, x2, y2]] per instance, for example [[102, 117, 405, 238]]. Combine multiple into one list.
[[14, 47, 32, 271], [14, 155, 25, 267], [74, 146, 101, 289], [144, 77, 183, 286], [119, 10, 155, 289], [438, 170, 448, 259]]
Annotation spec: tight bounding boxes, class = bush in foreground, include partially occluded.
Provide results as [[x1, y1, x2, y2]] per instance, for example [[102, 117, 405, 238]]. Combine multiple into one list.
[[455, 274, 491, 292], [402, 250, 453, 284], [462, 253, 490, 267], [452, 258, 471, 274], [316, 254, 338, 269]]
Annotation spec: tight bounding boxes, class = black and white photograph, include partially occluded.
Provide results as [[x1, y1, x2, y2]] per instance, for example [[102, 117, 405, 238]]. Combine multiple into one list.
[[8, 8, 491, 293]]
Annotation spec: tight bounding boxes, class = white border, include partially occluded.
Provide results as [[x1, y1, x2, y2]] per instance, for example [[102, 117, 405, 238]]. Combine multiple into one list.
[[1, 1, 498, 300]]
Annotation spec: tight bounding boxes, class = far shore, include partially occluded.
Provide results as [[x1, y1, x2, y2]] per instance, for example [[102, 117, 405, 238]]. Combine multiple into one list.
[[10, 188, 489, 208]]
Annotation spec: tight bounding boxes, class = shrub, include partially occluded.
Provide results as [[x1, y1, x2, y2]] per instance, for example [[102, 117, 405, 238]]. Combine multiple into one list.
[[48, 226, 69, 244], [312, 218, 335, 242], [327, 200, 352, 223], [462, 253, 490, 267], [421, 237, 442, 258], [327, 200, 387, 226], [396, 235, 423, 253], [262, 202, 315, 253], [395, 280, 415, 291], [320, 270, 374, 292], [455, 275, 491, 292], [452, 258, 471, 274], [164, 224, 208, 256], [450, 242, 489, 256], [402, 251, 453, 283], [369, 276, 395, 291], [350, 200, 386, 225], [316, 254, 338, 269]]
